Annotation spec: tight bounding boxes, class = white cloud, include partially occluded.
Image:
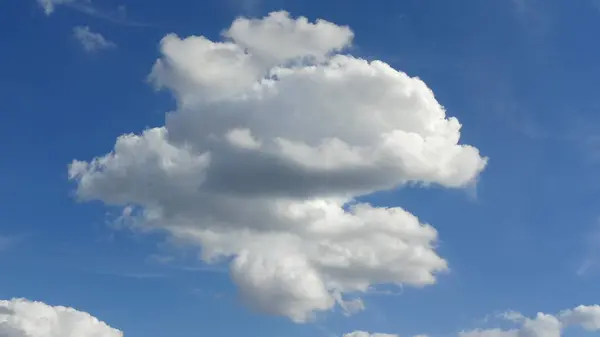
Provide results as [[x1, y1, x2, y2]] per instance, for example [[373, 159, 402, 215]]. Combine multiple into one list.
[[346, 305, 600, 337], [459, 305, 600, 337], [559, 305, 600, 331], [37, 0, 81, 15], [223, 11, 353, 63], [39, 0, 146, 27], [576, 220, 600, 276], [68, 11, 487, 322], [0, 298, 122, 337], [72, 26, 115, 52], [343, 332, 398, 337]]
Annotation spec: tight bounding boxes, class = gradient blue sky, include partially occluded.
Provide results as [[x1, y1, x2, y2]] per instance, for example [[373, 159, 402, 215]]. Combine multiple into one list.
[[1, 0, 600, 336]]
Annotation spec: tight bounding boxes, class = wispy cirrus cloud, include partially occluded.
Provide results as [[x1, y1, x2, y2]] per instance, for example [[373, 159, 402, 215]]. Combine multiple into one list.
[[37, 0, 149, 27], [146, 254, 228, 274], [509, 0, 554, 41], [89, 269, 169, 279], [72, 26, 116, 52], [37, 0, 82, 15], [576, 220, 600, 277], [0, 236, 16, 251], [590, 0, 600, 13], [0, 233, 30, 251]]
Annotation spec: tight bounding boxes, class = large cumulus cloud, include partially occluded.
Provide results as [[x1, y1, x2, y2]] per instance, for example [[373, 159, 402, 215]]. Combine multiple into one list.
[[0, 298, 122, 337], [68, 11, 488, 322]]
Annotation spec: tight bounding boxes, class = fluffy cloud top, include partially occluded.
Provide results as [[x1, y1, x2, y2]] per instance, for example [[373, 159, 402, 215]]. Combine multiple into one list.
[[72, 26, 116, 52], [0, 298, 122, 337], [68, 11, 487, 322], [558, 305, 600, 331]]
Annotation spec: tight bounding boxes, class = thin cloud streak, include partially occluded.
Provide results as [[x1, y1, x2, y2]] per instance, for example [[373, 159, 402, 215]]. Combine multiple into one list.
[[172, 265, 228, 273], [73, 26, 116, 52], [576, 220, 600, 277], [44, 1, 152, 27], [66, 2, 150, 27], [88, 269, 170, 279], [0, 233, 33, 251], [145, 254, 228, 273]]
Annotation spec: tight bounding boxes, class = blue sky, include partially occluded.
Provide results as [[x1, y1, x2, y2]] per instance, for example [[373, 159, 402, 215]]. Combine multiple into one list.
[[1, 0, 600, 336]]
